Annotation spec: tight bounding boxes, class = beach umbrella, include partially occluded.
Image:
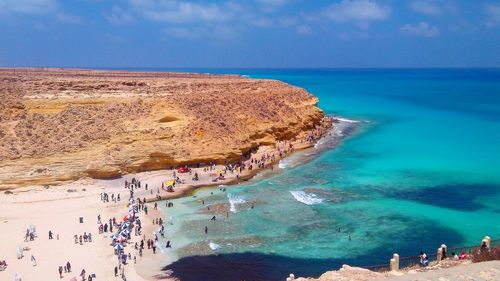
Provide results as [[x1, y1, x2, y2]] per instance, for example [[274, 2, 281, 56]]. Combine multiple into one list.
[[166, 179, 175, 187]]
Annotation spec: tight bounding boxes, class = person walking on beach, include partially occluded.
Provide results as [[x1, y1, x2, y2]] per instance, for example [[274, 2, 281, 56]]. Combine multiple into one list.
[[58, 266, 63, 278], [80, 269, 86, 281], [66, 261, 71, 272], [114, 266, 118, 277], [30, 254, 36, 266], [49, 230, 53, 239]]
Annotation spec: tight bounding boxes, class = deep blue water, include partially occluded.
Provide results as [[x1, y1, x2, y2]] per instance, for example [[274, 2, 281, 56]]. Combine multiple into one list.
[[125, 68, 500, 280]]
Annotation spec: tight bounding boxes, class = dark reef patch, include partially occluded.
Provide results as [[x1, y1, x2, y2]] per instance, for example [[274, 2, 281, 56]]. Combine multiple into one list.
[[389, 183, 499, 211], [161, 215, 463, 281]]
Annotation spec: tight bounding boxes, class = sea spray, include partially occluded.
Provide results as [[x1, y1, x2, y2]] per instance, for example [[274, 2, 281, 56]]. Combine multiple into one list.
[[227, 193, 246, 213], [290, 191, 324, 205], [209, 242, 221, 250]]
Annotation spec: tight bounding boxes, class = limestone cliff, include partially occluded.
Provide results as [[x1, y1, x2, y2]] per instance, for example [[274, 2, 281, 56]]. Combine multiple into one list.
[[0, 68, 324, 189]]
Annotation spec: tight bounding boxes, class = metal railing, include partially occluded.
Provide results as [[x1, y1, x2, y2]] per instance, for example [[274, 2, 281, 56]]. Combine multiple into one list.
[[364, 263, 390, 273]]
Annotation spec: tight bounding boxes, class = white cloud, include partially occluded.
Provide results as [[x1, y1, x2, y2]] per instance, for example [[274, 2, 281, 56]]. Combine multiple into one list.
[[485, 3, 500, 27], [323, 0, 391, 23], [400, 22, 440, 37], [250, 17, 274, 28], [130, 0, 231, 23], [279, 16, 298, 27], [57, 12, 83, 24], [296, 25, 311, 35], [104, 6, 134, 25], [0, 0, 56, 15], [164, 27, 199, 38], [410, 0, 442, 16]]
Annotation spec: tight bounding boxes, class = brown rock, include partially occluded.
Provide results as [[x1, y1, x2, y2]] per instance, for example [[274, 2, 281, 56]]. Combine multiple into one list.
[[0, 68, 324, 189]]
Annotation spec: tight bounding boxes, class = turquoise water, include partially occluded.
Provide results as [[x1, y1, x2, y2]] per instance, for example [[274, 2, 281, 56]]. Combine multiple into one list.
[[153, 69, 500, 280]]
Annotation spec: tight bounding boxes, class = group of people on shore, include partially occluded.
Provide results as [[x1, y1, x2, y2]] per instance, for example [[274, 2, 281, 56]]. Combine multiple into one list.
[[73, 232, 92, 244], [419, 248, 470, 267]]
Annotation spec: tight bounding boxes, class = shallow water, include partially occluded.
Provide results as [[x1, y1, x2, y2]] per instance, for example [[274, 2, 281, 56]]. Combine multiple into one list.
[[153, 69, 500, 280]]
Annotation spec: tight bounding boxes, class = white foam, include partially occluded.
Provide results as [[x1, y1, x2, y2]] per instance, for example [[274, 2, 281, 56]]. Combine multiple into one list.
[[333, 117, 360, 123], [278, 160, 287, 169], [290, 190, 324, 205], [227, 193, 246, 213], [209, 242, 221, 250]]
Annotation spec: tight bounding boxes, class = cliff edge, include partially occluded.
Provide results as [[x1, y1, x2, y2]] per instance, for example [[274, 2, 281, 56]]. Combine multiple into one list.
[[0, 68, 324, 189]]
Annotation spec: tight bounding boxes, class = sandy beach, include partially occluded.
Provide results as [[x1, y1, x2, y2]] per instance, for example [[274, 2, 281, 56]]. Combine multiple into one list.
[[0, 117, 334, 281]]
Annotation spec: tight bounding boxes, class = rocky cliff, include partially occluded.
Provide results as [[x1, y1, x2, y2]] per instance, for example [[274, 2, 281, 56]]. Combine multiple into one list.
[[0, 68, 324, 189]]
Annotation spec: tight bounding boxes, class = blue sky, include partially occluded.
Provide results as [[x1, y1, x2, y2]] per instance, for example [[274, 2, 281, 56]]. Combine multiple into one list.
[[0, 0, 499, 68]]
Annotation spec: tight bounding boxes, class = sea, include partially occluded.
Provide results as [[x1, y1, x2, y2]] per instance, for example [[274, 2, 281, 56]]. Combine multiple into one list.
[[125, 68, 500, 280]]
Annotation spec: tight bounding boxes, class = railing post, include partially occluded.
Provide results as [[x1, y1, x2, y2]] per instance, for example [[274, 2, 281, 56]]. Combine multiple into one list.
[[482, 236, 491, 248], [441, 244, 447, 259], [436, 248, 442, 263], [390, 253, 399, 271]]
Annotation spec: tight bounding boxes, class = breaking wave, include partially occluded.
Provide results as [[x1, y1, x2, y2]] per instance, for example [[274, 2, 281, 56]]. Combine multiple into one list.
[[290, 191, 324, 205], [227, 193, 246, 213]]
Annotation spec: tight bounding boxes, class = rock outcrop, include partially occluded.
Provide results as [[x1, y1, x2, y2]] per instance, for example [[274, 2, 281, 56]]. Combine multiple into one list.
[[0, 68, 324, 189], [291, 265, 384, 281]]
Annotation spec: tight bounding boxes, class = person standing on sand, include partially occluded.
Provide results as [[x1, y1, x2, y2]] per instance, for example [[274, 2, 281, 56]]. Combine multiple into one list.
[[30, 254, 36, 266], [114, 266, 118, 277], [58, 266, 63, 278], [49, 230, 53, 239], [80, 269, 86, 281]]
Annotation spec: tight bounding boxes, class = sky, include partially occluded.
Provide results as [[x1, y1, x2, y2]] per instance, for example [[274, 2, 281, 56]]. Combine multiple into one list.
[[0, 0, 499, 68]]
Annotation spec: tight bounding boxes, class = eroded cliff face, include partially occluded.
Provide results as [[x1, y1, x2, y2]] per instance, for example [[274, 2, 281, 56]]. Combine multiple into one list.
[[0, 68, 324, 189]]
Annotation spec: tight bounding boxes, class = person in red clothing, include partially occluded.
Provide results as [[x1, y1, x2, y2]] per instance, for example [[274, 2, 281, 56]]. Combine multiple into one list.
[[459, 250, 468, 260]]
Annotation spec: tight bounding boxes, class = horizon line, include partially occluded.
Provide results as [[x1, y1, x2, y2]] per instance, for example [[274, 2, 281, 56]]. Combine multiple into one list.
[[2, 66, 499, 70]]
